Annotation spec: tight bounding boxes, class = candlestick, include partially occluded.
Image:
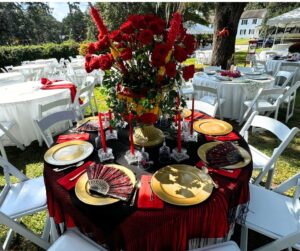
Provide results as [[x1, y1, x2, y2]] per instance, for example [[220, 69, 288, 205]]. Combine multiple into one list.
[[108, 110, 113, 133], [190, 95, 195, 135], [129, 112, 134, 155], [177, 112, 181, 153], [98, 113, 107, 152]]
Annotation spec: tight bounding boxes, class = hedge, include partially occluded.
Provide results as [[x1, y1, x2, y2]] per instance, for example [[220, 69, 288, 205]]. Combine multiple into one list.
[[0, 40, 80, 68]]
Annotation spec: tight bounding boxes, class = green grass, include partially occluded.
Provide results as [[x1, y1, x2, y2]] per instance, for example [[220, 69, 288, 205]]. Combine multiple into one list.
[[235, 38, 250, 45], [1, 75, 299, 249]]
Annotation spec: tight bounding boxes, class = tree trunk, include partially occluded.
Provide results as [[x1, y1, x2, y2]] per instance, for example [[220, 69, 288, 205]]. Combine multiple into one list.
[[211, 3, 247, 69]]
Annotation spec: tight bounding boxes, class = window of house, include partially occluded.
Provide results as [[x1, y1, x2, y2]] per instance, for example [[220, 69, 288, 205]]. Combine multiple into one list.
[[253, 19, 257, 24], [241, 19, 248, 25]]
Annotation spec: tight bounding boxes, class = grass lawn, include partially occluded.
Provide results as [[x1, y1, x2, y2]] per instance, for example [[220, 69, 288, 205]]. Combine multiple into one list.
[[235, 38, 250, 45], [1, 74, 299, 249]]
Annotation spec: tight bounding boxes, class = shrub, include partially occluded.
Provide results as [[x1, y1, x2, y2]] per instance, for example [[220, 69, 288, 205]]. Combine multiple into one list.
[[0, 40, 80, 68]]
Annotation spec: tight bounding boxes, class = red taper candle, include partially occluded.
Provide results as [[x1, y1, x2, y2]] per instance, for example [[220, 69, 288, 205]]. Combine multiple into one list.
[[190, 95, 195, 135], [177, 111, 182, 153], [129, 112, 135, 155], [98, 113, 107, 152], [108, 110, 113, 133]]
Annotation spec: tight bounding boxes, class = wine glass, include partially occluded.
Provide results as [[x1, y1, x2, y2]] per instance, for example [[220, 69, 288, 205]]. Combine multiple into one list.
[[158, 132, 171, 164]]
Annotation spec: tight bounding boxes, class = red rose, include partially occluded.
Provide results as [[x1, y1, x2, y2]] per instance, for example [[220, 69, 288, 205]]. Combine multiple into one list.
[[174, 45, 188, 63], [109, 30, 122, 42], [96, 35, 109, 51], [120, 21, 135, 34], [120, 47, 133, 61], [87, 42, 97, 54], [182, 65, 195, 81], [99, 53, 114, 70], [122, 34, 131, 42], [165, 62, 177, 78], [149, 20, 165, 35], [183, 34, 196, 55], [85, 54, 93, 73], [151, 43, 168, 67], [138, 29, 154, 45], [144, 14, 157, 24]]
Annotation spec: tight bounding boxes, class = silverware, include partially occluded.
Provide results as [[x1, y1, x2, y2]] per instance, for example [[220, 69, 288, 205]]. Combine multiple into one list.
[[69, 169, 86, 181], [53, 161, 84, 172], [130, 181, 141, 206]]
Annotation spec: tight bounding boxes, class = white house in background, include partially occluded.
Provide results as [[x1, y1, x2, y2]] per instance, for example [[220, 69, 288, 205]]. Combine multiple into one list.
[[237, 9, 267, 39]]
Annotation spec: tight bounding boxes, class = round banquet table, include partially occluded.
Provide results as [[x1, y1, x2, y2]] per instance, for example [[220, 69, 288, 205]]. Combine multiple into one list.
[[0, 81, 70, 146], [44, 119, 253, 251], [193, 72, 274, 120]]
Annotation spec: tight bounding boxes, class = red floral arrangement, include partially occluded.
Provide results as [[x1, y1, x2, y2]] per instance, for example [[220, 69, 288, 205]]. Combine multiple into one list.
[[85, 5, 196, 123], [220, 70, 241, 78]]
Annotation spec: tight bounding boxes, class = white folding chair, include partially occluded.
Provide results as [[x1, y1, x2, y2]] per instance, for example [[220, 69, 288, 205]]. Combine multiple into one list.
[[85, 76, 98, 114], [239, 87, 286, 125], [240, 172, 300, 251], [189, 241, 240, 251], [48, 228, 107, 251], [281, 81, 300, 123], [35, 110, 77, 148], [0, 156, 50, 250], [0, 121, 25, 160], [1, 68, 7, 73], [239, 112, 299, 189], [273, 70, 294, 88], [74, 81, 97, 120], [37, 97, 72, 146], [4, 66, 13, 72], [191, 85, 225, 119], [277, 62, 299, 85], [251, 60, 272, 74]]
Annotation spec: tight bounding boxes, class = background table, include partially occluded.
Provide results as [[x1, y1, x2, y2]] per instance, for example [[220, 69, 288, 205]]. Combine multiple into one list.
[[0, 72, 24, 86], [44, 124, 252, 251], [0, 81, 70, 146], [193, 73, 274, 120], [266, 59, 300, 84]]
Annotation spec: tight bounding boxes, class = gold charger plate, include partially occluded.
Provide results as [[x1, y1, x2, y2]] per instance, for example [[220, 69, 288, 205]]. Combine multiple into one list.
[[133, 126, 164, 147], [193, 119, 233, 136], [151, 164, 214, 206], [197, 142, 251, 169], [75, 164, 136, 206], [44, 140, 94, 166]]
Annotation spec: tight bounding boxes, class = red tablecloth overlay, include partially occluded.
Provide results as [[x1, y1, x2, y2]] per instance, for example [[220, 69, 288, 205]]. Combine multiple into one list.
[[44, 116, 252, 251]]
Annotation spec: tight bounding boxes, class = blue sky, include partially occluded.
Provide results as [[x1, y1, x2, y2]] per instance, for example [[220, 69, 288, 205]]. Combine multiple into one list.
[[49, 2, 89, 21]]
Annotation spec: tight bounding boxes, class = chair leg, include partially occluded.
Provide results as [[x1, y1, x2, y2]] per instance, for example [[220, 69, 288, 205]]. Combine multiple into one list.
[[3, 228, 14, 250], [240, 225, 248, 251], [42, 215, 51, 241], [265, 168, 275, 189], [2, 129, 25, 151], [0, 142, 8, 161]]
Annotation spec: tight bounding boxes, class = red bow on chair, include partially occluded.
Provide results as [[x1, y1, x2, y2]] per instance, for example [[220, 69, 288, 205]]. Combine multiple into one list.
[[218, 27, 229, 37]]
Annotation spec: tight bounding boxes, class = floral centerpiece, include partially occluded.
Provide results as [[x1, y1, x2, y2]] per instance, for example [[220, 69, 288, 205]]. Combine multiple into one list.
[[85, 5, 196, 129]]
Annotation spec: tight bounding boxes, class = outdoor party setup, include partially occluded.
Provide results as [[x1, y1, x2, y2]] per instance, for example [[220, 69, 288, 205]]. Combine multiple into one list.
[[0, 3, 299, 251]]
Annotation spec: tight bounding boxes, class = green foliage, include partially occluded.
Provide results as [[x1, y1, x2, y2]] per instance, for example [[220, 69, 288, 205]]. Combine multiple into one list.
[[0, 40, 79, 68]]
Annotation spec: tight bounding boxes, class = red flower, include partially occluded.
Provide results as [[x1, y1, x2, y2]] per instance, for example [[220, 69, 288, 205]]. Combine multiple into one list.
[[149, 20, 165, 35], [183, 34, 196, 55], [174, 45, 188, 63], [151, 43, 168, 67], [183, 65, 195, 81], [109, 30, 122, 42], [87, 42, 97, 54], [120, 21, 135, 34], [120, 47, 133, 61], [138, 29, 154, 45], [99, 53, 114, 70], [166, 12, 182, 50], [90, 56, 100, 70], [165, 62, 177, 78], [85, 54, 93, 73], [122, 34, 132, 42], [96, 35, 109, 51], [128, 15, 147, 29], [90, 6, 108, 36]]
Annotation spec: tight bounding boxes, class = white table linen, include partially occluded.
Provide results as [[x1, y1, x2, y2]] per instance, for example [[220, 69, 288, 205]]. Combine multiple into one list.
[[0, 81, 70, 146], [0, 72, 24, 86], [192, 73, 274, 120]]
